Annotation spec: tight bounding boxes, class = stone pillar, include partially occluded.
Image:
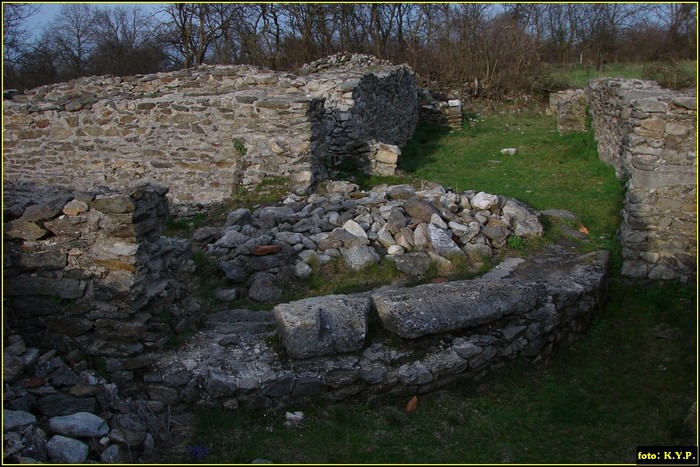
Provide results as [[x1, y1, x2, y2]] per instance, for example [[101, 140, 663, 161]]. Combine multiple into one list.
[[556, 90, 587, 134], [585, 78, 696, 281]]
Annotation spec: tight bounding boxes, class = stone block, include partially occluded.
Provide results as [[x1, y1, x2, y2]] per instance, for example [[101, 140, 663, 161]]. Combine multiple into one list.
[[372, 279, 546, 338], [374, 143, 400, 165], [47, 412, 109, 438], [46, 435, 89, 464], [404, 197, 440, 223], [502, 199, 543, 237], [342, 244, 380, 271], [5, 220, 49, 240], [91, 195, 136, 214], [4, 276, 85, 299], [274, 295, 370, 358]]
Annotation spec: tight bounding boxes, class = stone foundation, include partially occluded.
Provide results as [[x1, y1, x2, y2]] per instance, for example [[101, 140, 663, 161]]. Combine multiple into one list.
[[149, 243, 609, 409], [3, 181, 610, 463]]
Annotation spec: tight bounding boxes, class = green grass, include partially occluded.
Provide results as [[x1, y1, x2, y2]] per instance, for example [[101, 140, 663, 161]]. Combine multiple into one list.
[[541, 60, 696, 89], [401, 112, 624, 248], [167, 281, 695, 464]]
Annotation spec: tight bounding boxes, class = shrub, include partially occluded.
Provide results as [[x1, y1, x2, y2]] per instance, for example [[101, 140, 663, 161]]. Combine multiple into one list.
[[642, 61, 695, 89]]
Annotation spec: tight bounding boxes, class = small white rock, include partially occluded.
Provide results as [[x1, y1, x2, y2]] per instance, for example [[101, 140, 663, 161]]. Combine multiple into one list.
[[387, 245, 405, 255]]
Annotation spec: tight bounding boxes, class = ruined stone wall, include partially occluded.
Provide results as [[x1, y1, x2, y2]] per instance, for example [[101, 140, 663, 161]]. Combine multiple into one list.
[[145, 247, 609, 410], [585, 78, 696, 281], [3, 66, 325, 216], [2, 179, 610, 462], [4, 56, 419, 216], [418, 88, 464, 131], [301, 53, 419, 176], [3, 184, 199, 360], [2, 245, 609, 463]]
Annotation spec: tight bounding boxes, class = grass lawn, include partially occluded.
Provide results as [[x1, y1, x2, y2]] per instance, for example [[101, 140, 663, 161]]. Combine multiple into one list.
[[168, 106, 696, 465], [540, 60, 696, 89], [400, 112, 623, 252]]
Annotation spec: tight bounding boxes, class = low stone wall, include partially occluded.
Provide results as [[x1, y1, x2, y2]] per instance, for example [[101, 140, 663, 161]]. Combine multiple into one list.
[[3, 183, 199, 359], [2, 243, 608, 462], [585, 79, 696, 281], [147, 244, 609, 410], [3, 55, 420, 216], [553, 89, 587, 134], [418, 89, 464, 131]]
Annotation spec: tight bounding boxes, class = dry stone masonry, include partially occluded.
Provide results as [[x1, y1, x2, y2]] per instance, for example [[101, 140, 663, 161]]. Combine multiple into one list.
[[584, 79, 696, 281], [551, 89, 587, 134], [300, 54, 420, 175], [418, 89, 465, 131], [4, 54, 420, 216], [5, 56, 650, 463], [149, 236, 609, 411], [199, 181, 546, 304]]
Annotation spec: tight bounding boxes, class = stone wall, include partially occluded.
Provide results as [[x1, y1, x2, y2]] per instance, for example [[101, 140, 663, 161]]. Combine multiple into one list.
[[3, 55, 419, 216], [3, 183, 199, 359], [585, 79, 696, 281], [2, 243, 609, 463], [147, 244, 609, 410], [553, 89, 587, 134], [301, 53, 419, 176], [418, 89, 464, 131]]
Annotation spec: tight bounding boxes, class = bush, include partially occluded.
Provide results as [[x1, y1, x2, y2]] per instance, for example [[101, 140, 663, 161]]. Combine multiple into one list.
[[526, 66, 572, 100], [642, 61, 695, 89]]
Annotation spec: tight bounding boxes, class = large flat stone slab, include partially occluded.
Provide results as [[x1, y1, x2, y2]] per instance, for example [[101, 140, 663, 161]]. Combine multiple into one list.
[[274, 295, 370, 358], [372, 279, 547, 338]]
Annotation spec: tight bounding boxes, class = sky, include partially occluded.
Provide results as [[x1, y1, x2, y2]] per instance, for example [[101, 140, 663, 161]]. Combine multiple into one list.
[[22, 2, 166, 38]]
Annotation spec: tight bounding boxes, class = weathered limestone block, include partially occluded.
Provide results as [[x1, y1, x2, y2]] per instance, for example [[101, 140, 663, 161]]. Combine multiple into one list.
[[273, 295, 370, 358], [372, 279, 546, 338], [342, 244, 380, 271]]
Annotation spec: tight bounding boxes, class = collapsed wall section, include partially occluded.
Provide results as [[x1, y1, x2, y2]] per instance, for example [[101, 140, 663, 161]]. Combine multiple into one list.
[[585, 78, 696, 281], [302, 53, 419, 176]]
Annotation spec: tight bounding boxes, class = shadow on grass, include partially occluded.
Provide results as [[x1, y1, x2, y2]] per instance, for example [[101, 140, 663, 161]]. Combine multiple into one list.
[[399, 123, 452, 174]]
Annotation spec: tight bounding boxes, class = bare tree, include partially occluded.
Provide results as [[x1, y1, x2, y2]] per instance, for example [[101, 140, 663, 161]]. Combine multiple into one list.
[[3, 3, 40, 87], [163, 3, 223, 68], [44, 4, 98, 78], [91, 6, 166, 76], [647, 3, 696, 58], [3, 3, 39, 62], [209, 3, 246, 64]]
